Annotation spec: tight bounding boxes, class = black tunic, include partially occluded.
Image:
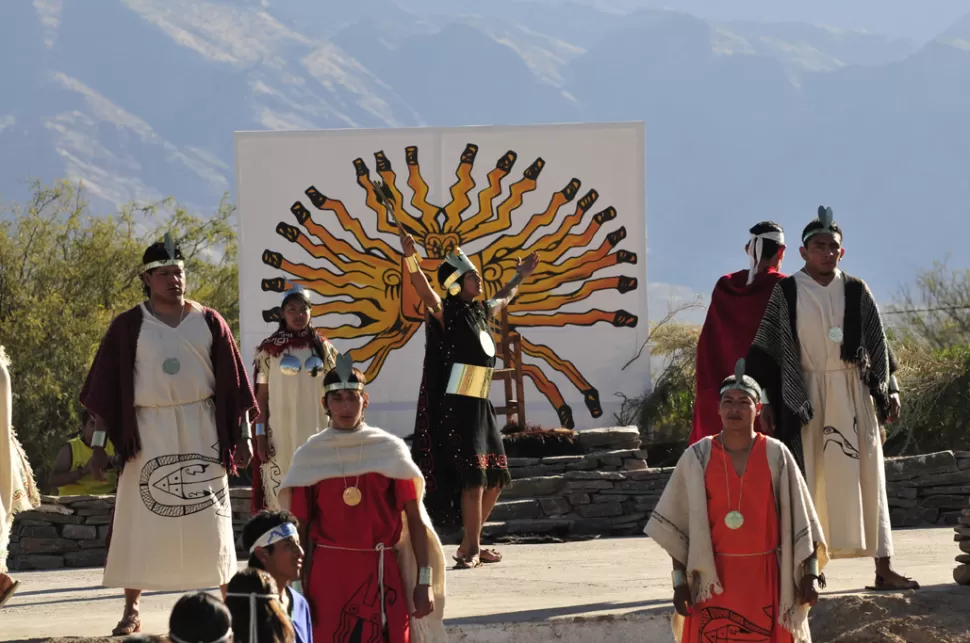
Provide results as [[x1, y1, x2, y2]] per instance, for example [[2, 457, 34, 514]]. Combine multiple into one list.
[[410, 296, 512, 530]]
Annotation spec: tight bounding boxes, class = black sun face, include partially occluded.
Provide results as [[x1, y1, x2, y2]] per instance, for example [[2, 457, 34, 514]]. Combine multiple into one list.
[[260, 144, 638, 428]]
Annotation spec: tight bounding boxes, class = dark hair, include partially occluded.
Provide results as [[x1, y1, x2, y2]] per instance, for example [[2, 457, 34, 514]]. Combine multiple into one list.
[[80, 408, 91, 427], [141, 238, 185, 298], [241, 510, 298, 568], [801, 219, 843, 247], [322, 367, 367, 414], [748, 220, 785, 264], [168, 592, 231, 643], [278, 293, 329, 364], [226, 569, 295, 643], [436, 262, 472, 297]]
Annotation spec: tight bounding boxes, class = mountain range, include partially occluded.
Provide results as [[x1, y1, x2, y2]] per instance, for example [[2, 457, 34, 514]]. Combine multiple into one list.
[[1, 0, 969, 308]]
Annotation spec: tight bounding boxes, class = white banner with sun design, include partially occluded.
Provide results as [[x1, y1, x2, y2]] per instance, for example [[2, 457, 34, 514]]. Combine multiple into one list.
[[234, 123, 648, 436]]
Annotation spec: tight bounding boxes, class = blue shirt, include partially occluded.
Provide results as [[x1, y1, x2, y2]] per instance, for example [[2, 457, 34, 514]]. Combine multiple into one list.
[[288, 586, 313, 643]]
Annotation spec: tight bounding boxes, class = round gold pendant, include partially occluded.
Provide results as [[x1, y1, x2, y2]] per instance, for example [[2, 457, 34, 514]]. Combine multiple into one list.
[[724, 510, 745, 530], [343, 487, 362, 507]]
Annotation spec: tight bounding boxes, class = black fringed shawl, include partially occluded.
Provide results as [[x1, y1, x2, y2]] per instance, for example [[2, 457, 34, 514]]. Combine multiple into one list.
[[745, 273, 898, 472]]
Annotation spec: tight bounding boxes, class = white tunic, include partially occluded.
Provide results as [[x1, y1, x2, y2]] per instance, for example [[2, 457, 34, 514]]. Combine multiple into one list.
[[795, 270, 893, 559], [255, 343, 334, 511], [102, 303, 236, 590]]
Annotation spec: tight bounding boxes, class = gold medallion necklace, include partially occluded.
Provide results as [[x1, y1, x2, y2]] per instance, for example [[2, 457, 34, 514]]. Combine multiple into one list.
[[720, 433, 756, 530], [337, 426, 366, 507]]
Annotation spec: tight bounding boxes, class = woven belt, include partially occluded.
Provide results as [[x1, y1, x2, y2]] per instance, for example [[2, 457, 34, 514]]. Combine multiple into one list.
[[715, 548, 778, 558], [446, 363, 494, 399]]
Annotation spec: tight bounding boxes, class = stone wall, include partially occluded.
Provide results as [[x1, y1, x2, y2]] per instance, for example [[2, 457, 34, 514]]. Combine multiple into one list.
[[11, 438, 970, 572]]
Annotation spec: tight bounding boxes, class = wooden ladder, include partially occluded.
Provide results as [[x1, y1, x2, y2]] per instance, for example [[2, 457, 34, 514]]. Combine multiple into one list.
[[492, 307, 526, 430]]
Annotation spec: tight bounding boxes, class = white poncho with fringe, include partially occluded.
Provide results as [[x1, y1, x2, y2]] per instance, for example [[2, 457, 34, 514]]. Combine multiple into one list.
[[278, 424, 448, 643], [644, 436, 827, 643]]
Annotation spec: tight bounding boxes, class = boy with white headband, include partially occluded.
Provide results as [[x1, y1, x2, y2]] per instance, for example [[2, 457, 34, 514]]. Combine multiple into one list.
[[690, 221, 786, 444], [278, 351, 448, 643], [646, 359, 826, 643], [241, 511, 312, 643]]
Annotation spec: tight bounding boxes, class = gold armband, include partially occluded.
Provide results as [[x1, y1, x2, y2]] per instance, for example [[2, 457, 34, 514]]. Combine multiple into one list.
[[428, 301, 442, 315], [404, 254, 421, 274]]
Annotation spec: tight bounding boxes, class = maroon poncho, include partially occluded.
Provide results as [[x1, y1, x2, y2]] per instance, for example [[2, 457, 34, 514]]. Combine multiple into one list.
[[689, 268, 784, 445], [79, 304, 258, 475]]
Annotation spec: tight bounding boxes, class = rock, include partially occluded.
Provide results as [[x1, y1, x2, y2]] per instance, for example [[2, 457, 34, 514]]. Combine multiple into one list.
[[627, 468, 674, 481], [563, 470, 626, 481], [489, 519, 572, 536], [39, 494, 62, 504], [594, 450, 640, 467], [16, 524, 58, 539], [954, 564, 970, 585], [15, 510, 83, 525], [231, 498, 250, 512], [960, 459, 970, 471], [919, 485, 970, 497], [942, 512, 963, 526], [502, 476, 567, 499], [622, 459, 649, 471], [13, 554, 64, 570], [539, 497, 572, 517], [506, 457, 540, 467], [571, 517, 614, 534], [632, 497, 661, 512], [65, 548, 107, 568], [885, 451, 958, 481], [887, 497, 918, 509], [566, 493, 590, 505], [565, 480, 615, 491], [890, 507, 939, 528], [97, 526, 110, 540], [71, 499, 112, 511], [914, 471, 970, 487], [576, 502, 623, 518], [540, 455, 585, 465], [921, 495, 967, 510], [896, 487, 918, 499], [614, 479, 668, 493], [610, 512, 648, 526], [576, 426, 642, 451], [490, 499, 540, 521], [564, 458, 598, 472], [79, 539, 106, 549], [20, 537, 79, 554], [229, 488, 251, 499], [593, 494, 622, 503], [76, 508, 112, 516], [84, 514, 112, 526], [516, 465, 567, 479], [61, 524, 98, 540]]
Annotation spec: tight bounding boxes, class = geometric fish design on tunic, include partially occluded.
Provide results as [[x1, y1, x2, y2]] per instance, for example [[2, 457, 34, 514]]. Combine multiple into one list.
[[822, 424, 861, 460], [259, 144, 639, 429], [697, 605, 773, 642], [334, 574, 398, 643], [139, 453, 231, 518]]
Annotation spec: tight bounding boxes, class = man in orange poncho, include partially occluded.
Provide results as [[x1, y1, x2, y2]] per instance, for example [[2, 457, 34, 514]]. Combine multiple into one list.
[[690, 221, 786, 445]]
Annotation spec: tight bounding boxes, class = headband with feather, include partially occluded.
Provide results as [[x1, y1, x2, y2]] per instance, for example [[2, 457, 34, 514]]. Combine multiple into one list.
[[802, 205, 842, 245], [324, 351, 365, 393], [142, 231, 185, 273], [719, 358, 762, 402]]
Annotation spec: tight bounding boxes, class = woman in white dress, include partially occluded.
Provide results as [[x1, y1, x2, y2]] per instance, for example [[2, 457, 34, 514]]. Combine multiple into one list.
[[250, 285, 337, 513]]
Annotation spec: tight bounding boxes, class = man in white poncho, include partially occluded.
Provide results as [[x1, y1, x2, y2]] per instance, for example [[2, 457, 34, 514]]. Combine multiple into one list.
[[645, 359, 827, 643], [0, 345, 41, 608]]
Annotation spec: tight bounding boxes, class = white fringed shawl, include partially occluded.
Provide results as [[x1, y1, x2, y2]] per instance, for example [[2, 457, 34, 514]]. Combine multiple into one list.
[[0, 347, 41, 574], [278, 424, 448, 643], [644, 436, 828, 643]]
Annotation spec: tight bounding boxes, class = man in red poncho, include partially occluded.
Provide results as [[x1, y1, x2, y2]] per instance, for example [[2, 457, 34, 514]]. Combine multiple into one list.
[[689, 221, 786, 445]]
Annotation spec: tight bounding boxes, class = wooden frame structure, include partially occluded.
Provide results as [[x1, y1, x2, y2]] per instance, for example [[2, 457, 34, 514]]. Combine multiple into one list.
[[492, 307, 526, 430]]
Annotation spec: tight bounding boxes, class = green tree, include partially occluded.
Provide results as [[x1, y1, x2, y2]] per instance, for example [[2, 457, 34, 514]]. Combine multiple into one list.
[[0, 181, 239, 486]]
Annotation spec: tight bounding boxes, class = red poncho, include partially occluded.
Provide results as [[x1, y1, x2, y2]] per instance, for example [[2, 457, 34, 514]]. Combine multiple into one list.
[[689, 268, 785, 444]]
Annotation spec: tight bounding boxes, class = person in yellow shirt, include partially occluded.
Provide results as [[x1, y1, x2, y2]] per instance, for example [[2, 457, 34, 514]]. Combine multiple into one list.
[[49, 410, 119, 496]]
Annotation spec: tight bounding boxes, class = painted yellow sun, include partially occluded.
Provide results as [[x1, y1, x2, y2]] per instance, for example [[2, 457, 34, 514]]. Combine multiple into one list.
[[259, 144, 638, 428]]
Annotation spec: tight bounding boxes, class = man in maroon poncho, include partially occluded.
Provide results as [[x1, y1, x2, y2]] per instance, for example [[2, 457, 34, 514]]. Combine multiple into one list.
[[80, 235, 257, 636], [689, 221, 786, 445]]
